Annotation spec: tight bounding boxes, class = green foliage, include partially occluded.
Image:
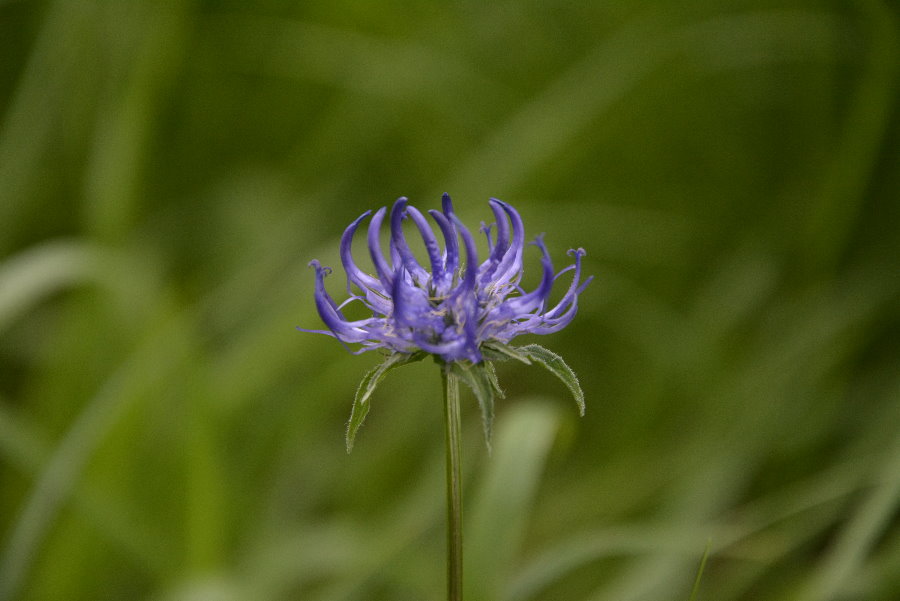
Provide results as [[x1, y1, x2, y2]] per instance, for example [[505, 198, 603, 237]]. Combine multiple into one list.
[[465, 401, 561, 601], [450, 360, 497, 449], [346, 351, 427, 452], [687, 541, 711, 601], [504, 343, 586, 417], [1, 1, 898, 600]]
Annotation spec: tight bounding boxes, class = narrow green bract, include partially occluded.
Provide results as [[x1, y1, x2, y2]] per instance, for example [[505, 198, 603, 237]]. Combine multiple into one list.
[[482, 341, 586, 416], [481, 340, 533, 365], [484, 361, 504, 399], [344, 338, 589, 454], [344, 341, 585, 453], [517, 344, 586, 416], [450, 362, 497, 450], [346, 351, 427, 452]]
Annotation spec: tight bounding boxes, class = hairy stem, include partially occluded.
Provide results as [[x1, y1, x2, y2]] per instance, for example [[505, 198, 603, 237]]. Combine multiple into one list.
[[442, 366, 463, 601]]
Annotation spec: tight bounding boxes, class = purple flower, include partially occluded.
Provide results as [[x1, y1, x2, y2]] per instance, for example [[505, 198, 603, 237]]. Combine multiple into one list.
[[300, 194, 592, 363]]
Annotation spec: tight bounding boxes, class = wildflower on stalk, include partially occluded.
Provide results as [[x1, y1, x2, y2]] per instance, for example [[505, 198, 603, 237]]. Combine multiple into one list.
[[299, 194, 592, 451]]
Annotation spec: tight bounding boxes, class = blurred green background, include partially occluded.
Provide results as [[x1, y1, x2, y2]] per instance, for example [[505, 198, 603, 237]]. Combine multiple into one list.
[[1, 1, 899, 600]]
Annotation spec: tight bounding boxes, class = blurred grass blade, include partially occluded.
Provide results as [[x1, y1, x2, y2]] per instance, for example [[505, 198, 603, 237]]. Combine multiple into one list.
[[0, 241, 94, 335], [795, 423, 900, 601], [687, 540, 711, 601], [0, 401, 43, 474], [0, 313, 193, 601], [0, 399, 170, 578], [465, 401, 560, 601], [799, 2, 899, 271], [444, 15, 670, 195], [0, 1, 95, 253], [505, 526, 704, 601], [83, 1, 192, 243]]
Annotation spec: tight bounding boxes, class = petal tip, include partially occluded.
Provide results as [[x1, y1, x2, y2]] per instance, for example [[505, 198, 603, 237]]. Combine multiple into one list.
[[308, 259, 332, 275], [442, 193, 455, 215]]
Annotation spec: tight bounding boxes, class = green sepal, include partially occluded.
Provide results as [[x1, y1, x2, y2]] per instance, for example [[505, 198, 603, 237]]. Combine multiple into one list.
[[485, 361, 505, 399], [346, 351, 427, 452], [450, 361, 496, 450], [516, 344, 586, 416], [481, 340, 532, 364]]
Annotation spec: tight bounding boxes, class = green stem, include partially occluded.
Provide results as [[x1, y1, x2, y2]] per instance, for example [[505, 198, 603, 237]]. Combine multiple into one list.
[[442, 366, 463, 601]]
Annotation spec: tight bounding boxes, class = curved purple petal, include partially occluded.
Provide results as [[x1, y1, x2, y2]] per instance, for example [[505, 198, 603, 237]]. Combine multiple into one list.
[[309, 260, 375, 343], [489, 235, 554, 319], [392, 270, 438, 332], [406, 206, 445, 286], [449, 214, 479, 298], [390, 197, 429, 286], [340, 210, 384, 294], [489, 199, 526, 286], [441, 192, 455, 217], [428, 209, 458, 293], [528, 297, 581, 335], [544, 248, 587, 320], [367, 207, 393, 288], [480, 222, 494, 253], [411, 331, 465, 358], [477, 199, 511, 283]]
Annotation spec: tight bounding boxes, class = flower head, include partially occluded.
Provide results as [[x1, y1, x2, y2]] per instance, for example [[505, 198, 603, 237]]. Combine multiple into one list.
[[300, 194, 592, 363]]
